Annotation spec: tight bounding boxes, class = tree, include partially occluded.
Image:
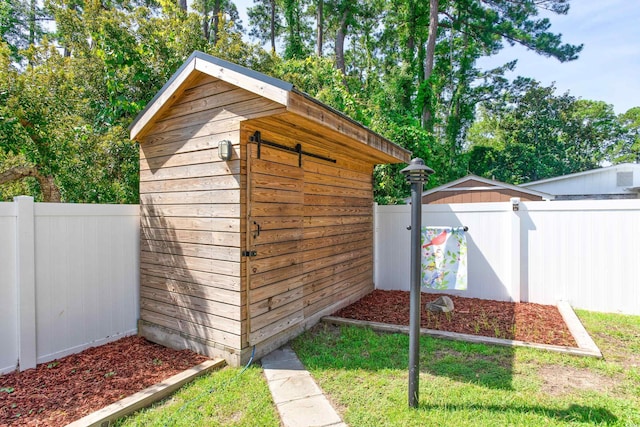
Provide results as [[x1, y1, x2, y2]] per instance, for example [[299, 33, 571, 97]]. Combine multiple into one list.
[[420, 0, 438, 128], [418, 0, 583, 134], [610, 107, 640, 164], [316, 0, 323, 56], [466, 79, 619, 184], [247, 0, 282, 53], [0, 0, 49, 60], [192, 0, 243, 44], [282, 0, 311, 59]]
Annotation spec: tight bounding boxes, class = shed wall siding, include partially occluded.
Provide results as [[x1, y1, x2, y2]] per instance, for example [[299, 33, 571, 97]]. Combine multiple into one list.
[[138, 73, 286, 362], [241, 124, 375, 353]]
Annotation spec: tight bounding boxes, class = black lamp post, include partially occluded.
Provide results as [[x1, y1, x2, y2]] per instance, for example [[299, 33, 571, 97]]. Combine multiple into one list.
[[400, 158, 434, 409]]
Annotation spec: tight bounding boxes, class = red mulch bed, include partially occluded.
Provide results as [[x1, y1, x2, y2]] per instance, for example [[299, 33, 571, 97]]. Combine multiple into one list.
[[0, 336, 209, 426], [0, 292, 577, 426], [334, 290, 577, 347]]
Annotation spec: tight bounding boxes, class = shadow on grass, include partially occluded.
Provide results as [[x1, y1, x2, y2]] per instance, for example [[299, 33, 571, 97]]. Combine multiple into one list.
[[419, 402, 618, 425], [294, 323, 516, 390]]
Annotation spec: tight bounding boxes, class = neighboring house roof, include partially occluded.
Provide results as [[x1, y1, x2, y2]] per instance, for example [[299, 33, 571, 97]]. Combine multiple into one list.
[[129, 51, 411, 164], [520, 163, 640, 198], [409, 174, 553, 203]]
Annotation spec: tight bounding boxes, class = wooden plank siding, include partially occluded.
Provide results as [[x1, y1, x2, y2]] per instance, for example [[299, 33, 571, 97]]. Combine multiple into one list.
[[130, 58, 409, 366], [423, 188, 545, 204], [241, 124, 375, 349], [138, 75, 285, 361]]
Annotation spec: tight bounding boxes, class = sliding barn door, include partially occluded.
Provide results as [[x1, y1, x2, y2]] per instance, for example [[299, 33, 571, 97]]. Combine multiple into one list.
[[246, 142, 305, 346]]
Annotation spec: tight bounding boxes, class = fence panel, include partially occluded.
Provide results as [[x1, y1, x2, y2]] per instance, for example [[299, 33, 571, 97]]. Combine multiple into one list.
[[0, 203, 17, 374], [34, 203, 140, 364], [0, 199, 139, 374], [375, 203, 518, 302], [374, 200, 640, 315], [524, 200, 640, 314]]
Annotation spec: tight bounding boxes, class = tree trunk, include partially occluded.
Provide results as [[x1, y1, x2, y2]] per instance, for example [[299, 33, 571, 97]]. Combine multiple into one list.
[[401, 0, 417, 111], [202, 0, 210, 41], [335, 8, 348, 76], [270, 0, 276, 53], [421, 0, 438, 130], [178, 0, 187, 11], [0, 166, 61, 202], [29, 0, 36, 45], [212, 0, 221, 44], [316, 0, 323, 56]]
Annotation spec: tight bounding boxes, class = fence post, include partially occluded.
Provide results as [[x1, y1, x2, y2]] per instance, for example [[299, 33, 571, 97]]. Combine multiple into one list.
[[510, 199, 521, 303], [15, 196, 36, 371], [373, 203, 378, 287]]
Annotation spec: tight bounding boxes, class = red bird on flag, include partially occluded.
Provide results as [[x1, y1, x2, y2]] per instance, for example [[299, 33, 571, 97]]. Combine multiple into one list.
[[423, 230, 448, 248]]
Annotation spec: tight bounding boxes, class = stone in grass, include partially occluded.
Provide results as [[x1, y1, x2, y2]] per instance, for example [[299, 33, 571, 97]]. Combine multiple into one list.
[[426, 296, 455, 313]]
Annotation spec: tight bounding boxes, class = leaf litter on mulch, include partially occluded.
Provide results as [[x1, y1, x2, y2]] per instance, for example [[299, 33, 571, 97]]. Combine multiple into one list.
[[0, 335, 209, 427]]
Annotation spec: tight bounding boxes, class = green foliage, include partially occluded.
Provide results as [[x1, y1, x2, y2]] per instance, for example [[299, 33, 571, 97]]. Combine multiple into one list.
[[0, 0, 49, 61], [3, 0, 636, 204], [247, 0, 283, 51], [610, 107, 640, 164], [282, 0, 311, 59], [466, 79, 624, 184]]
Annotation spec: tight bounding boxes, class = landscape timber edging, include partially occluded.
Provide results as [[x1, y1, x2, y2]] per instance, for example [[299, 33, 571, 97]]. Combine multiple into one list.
[[322, 302, 602, 359], [66, 358, 225, 427]]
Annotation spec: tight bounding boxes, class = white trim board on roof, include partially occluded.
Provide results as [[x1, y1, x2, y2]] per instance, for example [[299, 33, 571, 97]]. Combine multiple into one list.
[[194, 57, 290, 106], [128, 51, 412, 164], [129, 51, 294, 141]]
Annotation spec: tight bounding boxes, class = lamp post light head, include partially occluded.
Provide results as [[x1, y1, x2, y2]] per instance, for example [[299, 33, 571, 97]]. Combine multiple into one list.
[[401, 158, 434, 184]]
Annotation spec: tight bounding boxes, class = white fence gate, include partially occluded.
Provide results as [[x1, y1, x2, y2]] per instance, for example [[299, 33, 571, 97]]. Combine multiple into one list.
[[0, 197, 139, 374], [374, 200, 640, 315]]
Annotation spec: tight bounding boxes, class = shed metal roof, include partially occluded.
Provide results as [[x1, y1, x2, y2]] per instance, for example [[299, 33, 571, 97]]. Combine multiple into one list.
[[130, 51, 411, 164]]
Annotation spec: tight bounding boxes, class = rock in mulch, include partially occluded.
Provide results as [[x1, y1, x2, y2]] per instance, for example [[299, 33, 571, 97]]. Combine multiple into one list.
[[426, 295, 455, 313], [334, 290, 577, 347]]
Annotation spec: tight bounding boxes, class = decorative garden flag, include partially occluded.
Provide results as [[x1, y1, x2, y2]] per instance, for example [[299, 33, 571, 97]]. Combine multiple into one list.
[[421, 226, 468, 290]]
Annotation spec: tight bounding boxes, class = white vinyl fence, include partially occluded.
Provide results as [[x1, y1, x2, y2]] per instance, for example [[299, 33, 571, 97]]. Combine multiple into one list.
[[374, 200, 640, 315], [0, 197, 139, 374], [2, 197, 638, 374]]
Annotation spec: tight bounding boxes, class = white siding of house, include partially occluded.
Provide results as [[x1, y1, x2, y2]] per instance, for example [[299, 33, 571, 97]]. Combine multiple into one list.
[[523, 164, 640, 196]]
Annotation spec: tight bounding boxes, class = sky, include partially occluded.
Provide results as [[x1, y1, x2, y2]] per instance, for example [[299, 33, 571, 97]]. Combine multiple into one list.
[[477, 0, 640, 115], [233, 0, 640, 115]]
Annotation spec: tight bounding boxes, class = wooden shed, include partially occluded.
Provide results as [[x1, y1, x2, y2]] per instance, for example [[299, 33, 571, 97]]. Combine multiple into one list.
[[419, 174, 552, 204], [129, 51, 411, 366]]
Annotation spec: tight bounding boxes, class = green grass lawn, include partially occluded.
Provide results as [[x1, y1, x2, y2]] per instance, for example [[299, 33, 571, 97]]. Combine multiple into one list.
[[291, 310, 640, 427], [113, 365, 280, 427], [116, 310, 639, 426]]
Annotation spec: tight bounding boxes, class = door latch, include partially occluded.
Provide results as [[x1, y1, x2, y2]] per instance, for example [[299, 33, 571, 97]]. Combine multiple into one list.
[[242, 250, 257, 257]]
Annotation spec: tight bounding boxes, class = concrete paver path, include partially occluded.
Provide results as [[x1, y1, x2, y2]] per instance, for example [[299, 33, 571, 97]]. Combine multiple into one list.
[[261, 346, 347, 427]]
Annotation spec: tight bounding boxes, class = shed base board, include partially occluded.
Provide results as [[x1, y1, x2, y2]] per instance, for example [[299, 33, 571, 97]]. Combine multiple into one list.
[[138, 320, 242, 366], [245, 283, 374, 365], [138, 284, 374, 367]]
